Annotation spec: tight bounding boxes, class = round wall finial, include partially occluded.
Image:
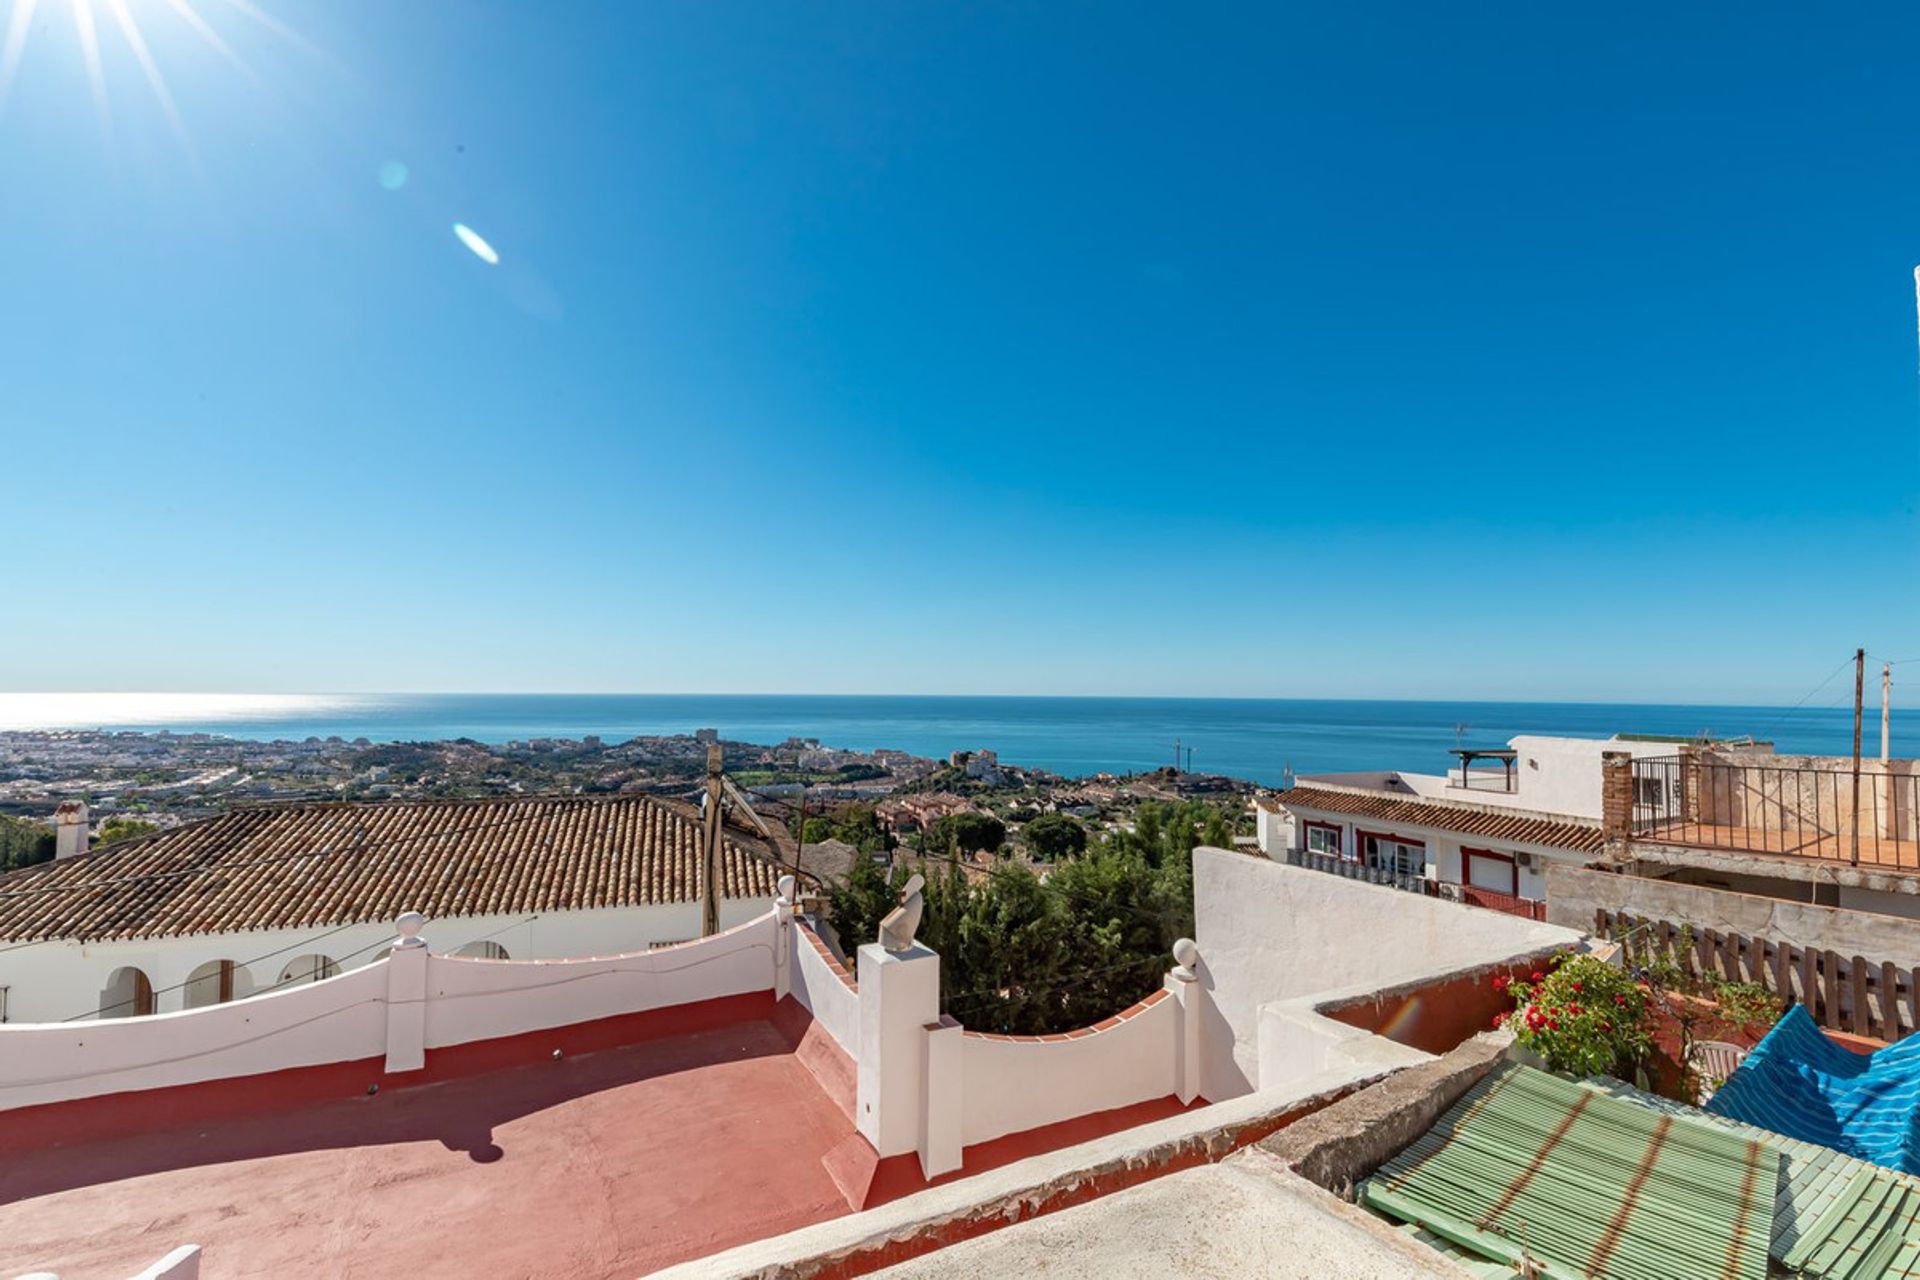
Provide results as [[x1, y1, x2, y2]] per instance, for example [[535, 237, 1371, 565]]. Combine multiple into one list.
[[777, 874, 797, 904], [395, 910, 427, 948], [1172, 937, 1199, 969]]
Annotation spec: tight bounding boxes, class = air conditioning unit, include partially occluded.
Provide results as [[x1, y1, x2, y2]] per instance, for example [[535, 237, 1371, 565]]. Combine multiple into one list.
[[1514, 852, 1534, 870]]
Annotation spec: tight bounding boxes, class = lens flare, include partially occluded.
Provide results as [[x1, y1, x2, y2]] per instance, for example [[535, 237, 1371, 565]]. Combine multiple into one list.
[[378, 160, 408, 191], [453, 222, 500, 265]]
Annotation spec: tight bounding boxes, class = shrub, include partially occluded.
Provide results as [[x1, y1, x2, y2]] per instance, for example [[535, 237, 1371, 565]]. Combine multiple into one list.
[[1497, 952, 1651, 1078]]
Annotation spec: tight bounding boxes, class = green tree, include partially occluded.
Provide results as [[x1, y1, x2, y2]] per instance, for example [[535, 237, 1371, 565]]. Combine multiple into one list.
[[935, 811, 1006, 858], [0, 815, 55, 873], [949, 863, 1068, 1034], [96, 817, 160, 847], [1023, 812, 1087, 861]]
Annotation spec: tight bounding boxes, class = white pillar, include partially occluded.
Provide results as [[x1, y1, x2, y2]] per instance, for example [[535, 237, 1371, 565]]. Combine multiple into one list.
[[856, 941, 941, 1158], [383, 912, 428, 1075], [773, 876, 796, 1002], [920, 1014, 964, 1179], [1170, 937, 1202, 1106]]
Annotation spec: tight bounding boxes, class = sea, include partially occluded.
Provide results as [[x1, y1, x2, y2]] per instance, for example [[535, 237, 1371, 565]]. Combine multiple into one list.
[[0, 693, 1906, 788]]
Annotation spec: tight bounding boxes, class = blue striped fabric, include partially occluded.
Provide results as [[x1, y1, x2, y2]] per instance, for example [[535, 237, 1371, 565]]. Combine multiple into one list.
[[1708, 1006, 1920, 1175]]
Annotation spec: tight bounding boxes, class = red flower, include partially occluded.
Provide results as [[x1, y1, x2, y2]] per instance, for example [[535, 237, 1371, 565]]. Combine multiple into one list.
[[1492, 1013, 1505, 1028], [1614, 995, 1628, 1006], [1571, 982, 1584, 993], [1493, 975, 1509, 990], [1567, 1004, 1582, 1015], [1547, 1019, 1561, 1030], [1532, 971, 1545, 981]]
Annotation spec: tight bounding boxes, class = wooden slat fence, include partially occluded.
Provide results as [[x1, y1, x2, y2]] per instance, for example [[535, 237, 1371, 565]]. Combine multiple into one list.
[[1595, 909, 1919, 1043]]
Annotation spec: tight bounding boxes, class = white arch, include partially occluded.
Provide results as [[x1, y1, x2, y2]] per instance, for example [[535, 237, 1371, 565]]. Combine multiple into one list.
[[100, 965, 155, 1018], [452, 940, 510, 961], [183, 959, 256, 1009]]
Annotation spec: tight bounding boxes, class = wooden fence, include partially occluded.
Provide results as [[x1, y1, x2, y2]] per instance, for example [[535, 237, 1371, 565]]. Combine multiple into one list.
[[1594, 909, 1919, 1043]]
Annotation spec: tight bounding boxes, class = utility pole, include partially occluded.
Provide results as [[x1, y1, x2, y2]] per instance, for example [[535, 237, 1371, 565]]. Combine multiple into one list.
[[1882, 663, 1892, 762], [1174, 737, 1182, 773], [1850, 648, 1864, 867], [701, 743, 724, 937]]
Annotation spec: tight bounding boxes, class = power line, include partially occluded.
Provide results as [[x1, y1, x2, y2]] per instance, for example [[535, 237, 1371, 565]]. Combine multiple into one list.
[[76, 918, 369, 1021], [1751, 655, 1860, 743]]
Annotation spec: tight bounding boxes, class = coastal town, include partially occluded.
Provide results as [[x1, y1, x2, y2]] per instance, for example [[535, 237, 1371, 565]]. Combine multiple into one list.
[[0, 726, 1254, 866]]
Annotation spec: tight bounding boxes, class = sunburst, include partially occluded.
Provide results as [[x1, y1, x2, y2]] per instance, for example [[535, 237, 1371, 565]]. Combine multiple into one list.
[[0, 0, 307, 155]]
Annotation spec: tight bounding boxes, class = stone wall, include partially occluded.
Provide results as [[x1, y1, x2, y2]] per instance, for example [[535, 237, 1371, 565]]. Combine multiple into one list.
[[1547, 862, 1920, 969]]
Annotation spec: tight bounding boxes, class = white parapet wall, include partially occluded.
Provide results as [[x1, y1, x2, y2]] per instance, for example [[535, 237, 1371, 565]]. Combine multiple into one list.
[[958, 986, 1181, 1147], [421, 911, 780, 1049], [0, 961, 391, 1113], [788, 919, 861, 1055], [0, 908, 785, 1116], [1193, 845, 1584, 1100]]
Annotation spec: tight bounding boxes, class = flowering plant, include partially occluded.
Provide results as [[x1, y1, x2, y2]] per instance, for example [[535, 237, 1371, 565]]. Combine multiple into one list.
[[1495, 951, 1651, 1078]]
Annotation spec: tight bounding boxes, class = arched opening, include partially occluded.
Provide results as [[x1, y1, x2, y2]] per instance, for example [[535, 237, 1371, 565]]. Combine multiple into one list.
[[452, 940, 510, 961], [100, 966, 155, 1018], [183, 959, 255, 1009], [276, 954, 341, 988]]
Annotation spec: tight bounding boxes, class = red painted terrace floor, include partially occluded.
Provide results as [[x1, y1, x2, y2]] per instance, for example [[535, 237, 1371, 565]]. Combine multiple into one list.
[[0, 1015, 860, 1280]]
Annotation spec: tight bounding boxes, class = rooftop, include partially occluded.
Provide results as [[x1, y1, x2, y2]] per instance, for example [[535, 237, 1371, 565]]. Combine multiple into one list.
[[0, 793, 784, 942], [0, 1006, 858, 1279], [1268, 785, 1607, 856]]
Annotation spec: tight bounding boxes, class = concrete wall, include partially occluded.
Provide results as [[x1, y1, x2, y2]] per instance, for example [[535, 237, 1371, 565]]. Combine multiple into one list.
[[789, 920, 861, 1054], [1193, 846, 1582, 1101], [0, 897, 773, 1025], [1547, 862, 1920, 968], [959, 990, 1180, 1146]]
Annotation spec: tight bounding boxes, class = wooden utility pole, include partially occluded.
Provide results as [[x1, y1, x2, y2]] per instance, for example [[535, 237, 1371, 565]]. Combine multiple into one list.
[[1850, 648, 1864, 866], [701, 743, 724, 937], [1883, 663, 1893, 762]]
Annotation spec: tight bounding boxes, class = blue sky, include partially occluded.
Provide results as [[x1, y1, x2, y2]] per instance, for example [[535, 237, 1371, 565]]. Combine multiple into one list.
[[0, 1, 1915, 703]]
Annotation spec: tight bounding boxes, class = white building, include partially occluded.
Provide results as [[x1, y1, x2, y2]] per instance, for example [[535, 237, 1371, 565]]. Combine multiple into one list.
[[0, 792, 785, 1024], [1254, 734, 1684, 913]]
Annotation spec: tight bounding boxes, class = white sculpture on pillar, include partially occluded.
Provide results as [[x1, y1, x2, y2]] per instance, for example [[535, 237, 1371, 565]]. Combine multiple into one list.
[[1171, 936, 1199, 982], [395, 910, 427, 949], [878, 874, 926, 952]]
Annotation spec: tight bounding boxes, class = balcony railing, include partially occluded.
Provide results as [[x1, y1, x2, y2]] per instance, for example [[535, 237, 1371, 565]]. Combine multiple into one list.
[[1630, 754, 1920, 870], [1283, 850, 1547, 922]]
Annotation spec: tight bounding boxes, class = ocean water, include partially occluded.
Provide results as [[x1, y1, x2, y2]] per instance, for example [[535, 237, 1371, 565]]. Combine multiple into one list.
[[0, 693, 1907, 788]]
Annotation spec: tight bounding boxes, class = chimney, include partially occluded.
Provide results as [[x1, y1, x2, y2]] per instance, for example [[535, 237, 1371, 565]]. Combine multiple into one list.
[[54, 800, 89, 859], [1599, 752, 1632, 855]]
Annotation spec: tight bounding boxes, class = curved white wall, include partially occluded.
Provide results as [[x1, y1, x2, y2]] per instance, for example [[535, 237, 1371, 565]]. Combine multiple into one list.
[[958, 995, 1179, 1146], [421, 913, 779, 1049]]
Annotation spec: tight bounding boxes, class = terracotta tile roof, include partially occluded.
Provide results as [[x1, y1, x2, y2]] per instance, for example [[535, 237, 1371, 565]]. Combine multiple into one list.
[[0, 794, 783, 943], [1271, 786, 1606, 856]]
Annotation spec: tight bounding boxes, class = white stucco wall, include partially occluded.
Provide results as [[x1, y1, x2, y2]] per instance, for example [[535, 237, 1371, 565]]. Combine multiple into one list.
[[421, 911, 779, 1048], [788, 922, 861, 1054], [0, 962, 391, 1111], [1192, 846, 1582, 1101], [1390, 735, 1678, 819], [0, 896, 773, 1025], [0, 907, 784, 1113], [958, 994, 1179, 1146]]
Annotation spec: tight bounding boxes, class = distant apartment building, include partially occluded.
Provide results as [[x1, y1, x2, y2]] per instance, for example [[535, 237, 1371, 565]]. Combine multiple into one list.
[[1258, 735, 1684, 917]]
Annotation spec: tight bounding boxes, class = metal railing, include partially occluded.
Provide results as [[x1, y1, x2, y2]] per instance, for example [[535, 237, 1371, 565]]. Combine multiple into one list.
[[1283, 849, 1547, 921], [1630, 754, 1920, 869]]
